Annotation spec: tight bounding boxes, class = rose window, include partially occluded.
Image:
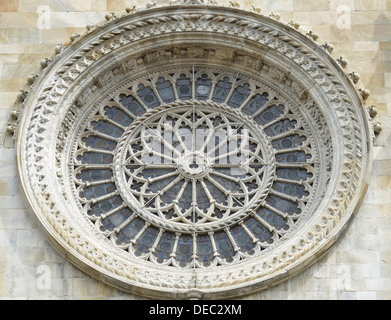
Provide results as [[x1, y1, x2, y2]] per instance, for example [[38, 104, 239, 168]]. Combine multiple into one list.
[[16, 3, 374, 299]]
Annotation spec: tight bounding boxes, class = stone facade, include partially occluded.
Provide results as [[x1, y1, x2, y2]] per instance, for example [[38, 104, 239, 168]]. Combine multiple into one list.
[[0, 0, 390, 299]]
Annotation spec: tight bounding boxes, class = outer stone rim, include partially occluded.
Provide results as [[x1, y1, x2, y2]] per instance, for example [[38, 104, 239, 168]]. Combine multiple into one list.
[[15, 4, 373, 299]]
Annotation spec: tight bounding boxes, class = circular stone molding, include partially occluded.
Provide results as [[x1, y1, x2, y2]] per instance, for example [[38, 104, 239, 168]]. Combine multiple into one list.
[[16, 3, 373, 299]]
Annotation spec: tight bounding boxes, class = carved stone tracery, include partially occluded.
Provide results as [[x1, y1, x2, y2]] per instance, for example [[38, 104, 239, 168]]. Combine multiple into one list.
[[15, 4, 373, 299]]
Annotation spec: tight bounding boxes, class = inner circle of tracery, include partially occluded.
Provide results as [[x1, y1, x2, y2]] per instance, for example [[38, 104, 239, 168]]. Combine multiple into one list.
[[15, 3, 374, 299], [114, 103, 275, 233], [72, 67, 318, 267]]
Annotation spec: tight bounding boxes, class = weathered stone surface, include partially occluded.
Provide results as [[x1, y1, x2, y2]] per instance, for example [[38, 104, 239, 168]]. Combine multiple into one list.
[[0, 0, 390, 299]]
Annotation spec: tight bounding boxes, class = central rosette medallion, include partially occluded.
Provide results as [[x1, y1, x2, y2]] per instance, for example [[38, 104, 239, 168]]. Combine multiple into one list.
[[176, 151, 212, 180]]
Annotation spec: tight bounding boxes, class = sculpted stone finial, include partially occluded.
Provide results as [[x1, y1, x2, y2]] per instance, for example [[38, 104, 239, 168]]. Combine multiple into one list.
[[322, 41, 334, 54], [251, 5, 261, 13], [125, 6, 136, 13], [359, 88, 370, 100], [349, 71, 361, 84], [177, 0, 207, 4], [337, 56, 348, 68], [146, 1, 157, 8], [306, 30, 319, 41]]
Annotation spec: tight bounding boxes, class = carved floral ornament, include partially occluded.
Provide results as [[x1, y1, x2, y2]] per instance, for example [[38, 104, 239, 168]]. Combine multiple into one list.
[[14, 2, 378, 299]]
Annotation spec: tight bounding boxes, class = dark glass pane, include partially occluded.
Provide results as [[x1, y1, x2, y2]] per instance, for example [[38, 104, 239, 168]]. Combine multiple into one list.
[[100, 208, 133, 232], [230, 225, 255, 253], [204, 180, 227, 206], [80, 183, 116, 200], [87, 195, 122, 217], [272, 134, 307, 150], [213, 166, 246, 179], [134, 226, 159, 255], [140, 168, 175, 179], [266, 195, 301, 215], [156, 77, 175, 103], [210, 174, 241, 192], [77, 152, 113, 165], [244, 217, 273, 243], [119, 94, 145, 116], [256, 207, 289, 230], [214, 231, 235, 262], [146, 175, 177, 193], [196, 182, 210, 213], [276, 168, 312, 181], [162, 208, 176, 220], [275, 151, 311, 163], [104, 106, 133, 127], [264, 119, 297, 137], [195, 74, 211, 100], [81, 135, 117, 151], [115, 217, 145, 245], [254, 104, 285, 125], [197, 234, 214, 266], [178, 182, 192, 212], [77, 169, 112, 183], [242, 93, 269, 116], [154, 232, 175, 262], [91, 120, 124, 138], [228, 83, 250, 108], [272, 181, 308, 198], [212, 77, 232, 103], [176, 235, 193, 266], [136, 84, 160, 109], [176, 74, 192, 100], [161, 180, 182, 206]]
